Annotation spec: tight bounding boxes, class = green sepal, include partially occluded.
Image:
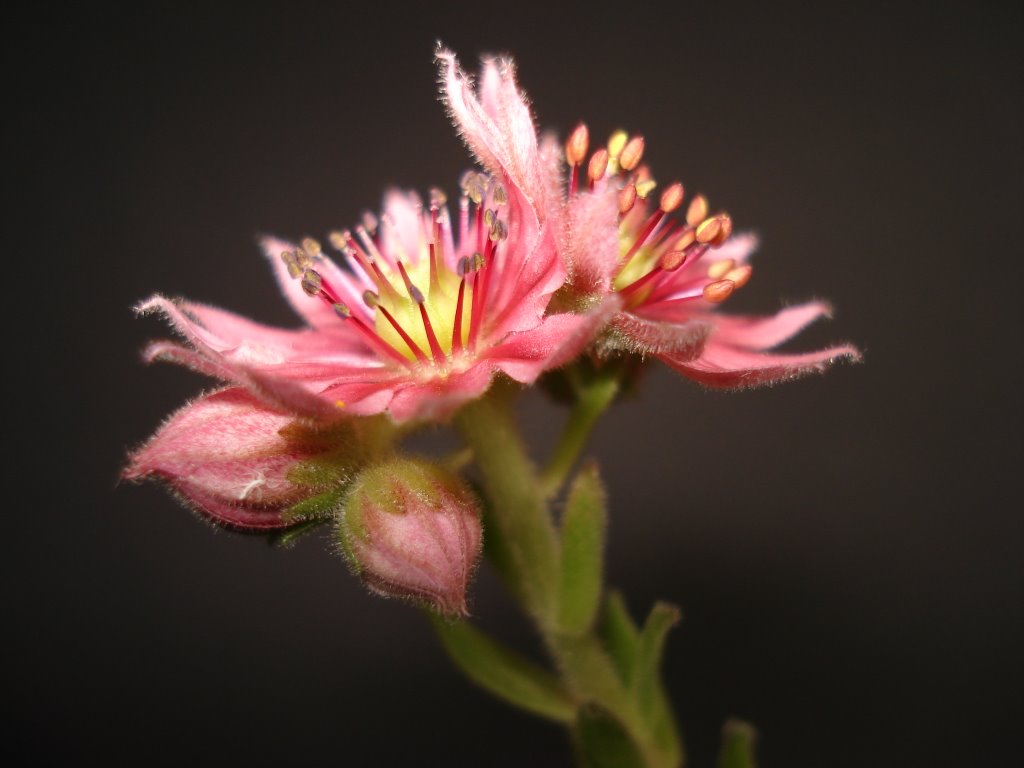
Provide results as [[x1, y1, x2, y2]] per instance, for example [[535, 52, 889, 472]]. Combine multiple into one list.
[[600, 591, 641, 685], [558, 461, 608, 636], [572, 703, 647, 768], [717, 719, 758, 768], [428, 615, 576, 723], [282, 486, 348, 524], [266, 518, 329, 549]]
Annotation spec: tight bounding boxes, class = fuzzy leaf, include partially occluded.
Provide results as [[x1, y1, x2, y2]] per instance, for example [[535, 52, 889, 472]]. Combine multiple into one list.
[[633, 603, 681, 727], [573, 703, 647, 768], [558, 462, 607, 635], [717, 719, 758, 768], [600, 591, 641, 685], [429, 616, 576, 723]]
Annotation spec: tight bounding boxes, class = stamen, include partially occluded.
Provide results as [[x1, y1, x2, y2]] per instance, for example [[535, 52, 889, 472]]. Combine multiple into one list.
[[724, 265, 752, 288], [451, 277, 467, 353], [300, 269, 322, 297], [635, 178, 657, 199], [686, 195, 708, 227], [695, 216, 722, 244], [618, 184, 638, 215], [342, 231, 403, 304], [301, 237, 322, 258], [566, 123, 589, 197], [713, 214, 733, 245], [707, 259, 735, 279], [659, 182, 684, 213], [619, 136, 645, 171], [703, 279, 736, 303], [492, 184, 508, 206], [587, 149, 609, 188], [607, 131, 628, 159], [376, 304, 430, 363], [280, 250, 303, 279], [333, 301, 411, 367], [395, 261, 444, 362]]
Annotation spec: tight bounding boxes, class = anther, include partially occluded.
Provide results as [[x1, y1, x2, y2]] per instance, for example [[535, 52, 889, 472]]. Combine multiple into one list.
[[333, 302, 351, 319], [362, 290, 379, 308], [618, 184, 638, 214], [301, 237, 322, 258], [566, 123, 589, 166], [472, 252, 485, 271], [361, 212, 379, 235], [588, 149, 609, 184], [659, 250, 688, 272], [724, 265, 752, 288], [695, 216, 722, 244], [703, 279, 735, 303], [673, 229, 696, 251], [328, 231, 347, 251], [457, 256, 472, 277], [659, 182, 684, 213], [686, 195, 709, 227], [635, 179, 657, 199], [492, 184, 508, 206], [712, 214, 732, 245], [707, 259, 735, 279], [619, 136, 645, 171], [429, 188, 447, 208], [280, 250, 303, 279], [300, 269, 323, 297], [607, 130, 628, 159]]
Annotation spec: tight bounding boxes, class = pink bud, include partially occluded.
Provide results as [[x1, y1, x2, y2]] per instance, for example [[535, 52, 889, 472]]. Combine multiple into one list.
[[124, 388, 339, 531], [340, 458, 482, 617]]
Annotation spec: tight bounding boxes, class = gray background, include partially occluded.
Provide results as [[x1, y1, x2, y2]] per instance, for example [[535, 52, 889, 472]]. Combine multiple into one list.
[[8, 1, 1021, 765]]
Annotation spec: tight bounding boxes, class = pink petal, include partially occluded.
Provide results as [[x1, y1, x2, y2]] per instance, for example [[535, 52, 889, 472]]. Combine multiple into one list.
[[661, 339, 861, 389], [602, 313, 712, 359], [566, 188, 621, 294], [385, 364, 496, 423], [437, 50, 545, 211], [709, 301, 835, 351], [711, 232, 758, 265], [488, 299, 619, 383]]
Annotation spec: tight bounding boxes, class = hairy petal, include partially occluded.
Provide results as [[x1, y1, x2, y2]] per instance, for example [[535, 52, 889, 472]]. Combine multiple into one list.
[[709, 301, 836, 351], [661, 340, 861, 389]]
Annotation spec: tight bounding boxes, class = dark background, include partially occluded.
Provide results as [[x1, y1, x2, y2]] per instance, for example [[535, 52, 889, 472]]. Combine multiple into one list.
[[8, 1, 1021, 765]]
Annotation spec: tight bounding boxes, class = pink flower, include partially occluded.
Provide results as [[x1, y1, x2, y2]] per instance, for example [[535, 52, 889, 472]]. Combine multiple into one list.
[[123, 388, 338, 531], [561, 125, 860, 387], [137, 52, 611, 424], [339, 457, 482, 617]]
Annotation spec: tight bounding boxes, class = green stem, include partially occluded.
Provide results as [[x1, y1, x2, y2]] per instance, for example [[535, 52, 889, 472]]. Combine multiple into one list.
[[540, 369, 620, 499], [450, 378, 681, 767], [454, 380, 561, 630]]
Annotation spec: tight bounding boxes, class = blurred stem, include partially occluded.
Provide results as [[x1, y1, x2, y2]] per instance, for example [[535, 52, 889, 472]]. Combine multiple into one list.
[[540, 368, 620, 499]]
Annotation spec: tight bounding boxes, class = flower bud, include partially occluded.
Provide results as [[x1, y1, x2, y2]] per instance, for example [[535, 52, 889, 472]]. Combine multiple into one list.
[[339, 458, 482, 617], [124, 388, 347, 531]]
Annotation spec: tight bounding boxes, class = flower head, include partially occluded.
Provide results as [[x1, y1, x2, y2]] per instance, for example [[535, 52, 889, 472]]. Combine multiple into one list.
[[560, 125, 860, 387], [339, 457, 482, 617], [137, 52, 610, 424]]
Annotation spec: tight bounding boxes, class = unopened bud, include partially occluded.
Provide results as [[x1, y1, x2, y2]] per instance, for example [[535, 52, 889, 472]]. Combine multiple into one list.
[[123, 388, 350, 531], [339, 458, 482, 617]]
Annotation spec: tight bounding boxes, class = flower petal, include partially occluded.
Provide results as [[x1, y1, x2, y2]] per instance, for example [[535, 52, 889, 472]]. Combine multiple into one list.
[[709, 301, 835, 351], [660, 339, 861, 389]]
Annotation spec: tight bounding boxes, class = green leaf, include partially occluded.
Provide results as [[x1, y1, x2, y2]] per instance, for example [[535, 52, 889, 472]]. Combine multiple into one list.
[[717, 719, 758, 768], [600, 591, 641, 685], [632, 603, 680, 712], [429, 616, 576, 723], [558, 462, 607, 636], [573, 703, 647, 768]]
